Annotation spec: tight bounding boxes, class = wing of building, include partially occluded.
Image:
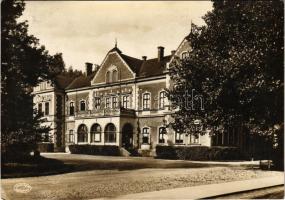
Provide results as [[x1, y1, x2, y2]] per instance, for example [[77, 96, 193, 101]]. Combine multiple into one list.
[[33, 32, 245, 155]]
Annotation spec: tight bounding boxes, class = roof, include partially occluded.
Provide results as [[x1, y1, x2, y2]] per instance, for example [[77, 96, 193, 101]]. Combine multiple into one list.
[[120, 54, 143, 74], [108, 46, 171, 77], [65, 72, 96, 90], [55, 74, 76, 89], [138, 55, 172, 77]]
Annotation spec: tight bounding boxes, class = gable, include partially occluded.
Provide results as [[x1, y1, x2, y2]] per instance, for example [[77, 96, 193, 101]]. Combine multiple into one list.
[[92, 52, 135, 85], [169, 38, 192, 64]]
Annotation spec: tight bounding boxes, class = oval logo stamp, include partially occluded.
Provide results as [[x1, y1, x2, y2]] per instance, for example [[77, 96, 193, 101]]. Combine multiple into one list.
[[13, 183, 32, 193]]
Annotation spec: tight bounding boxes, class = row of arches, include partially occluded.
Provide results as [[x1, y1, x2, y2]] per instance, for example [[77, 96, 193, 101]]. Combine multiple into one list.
[[76, 123, 134, 148], [77, 123, 117, 143]]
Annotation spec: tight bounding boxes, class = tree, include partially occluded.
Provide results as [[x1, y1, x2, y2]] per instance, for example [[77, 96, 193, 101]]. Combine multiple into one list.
[[168, 1, 283, 165], [1, 0, 65, 156]]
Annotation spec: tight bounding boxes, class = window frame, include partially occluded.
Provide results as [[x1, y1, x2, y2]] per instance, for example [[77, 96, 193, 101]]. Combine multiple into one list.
[[158, 127, 167, 144], [38, 103, 43, 114], [94, 97, 101, 109], [70, 102, 75, 115], [112, 96, 118, 108], [159, 91, 166, 109], [122, 95, 130, 109], [45, 102, 50, 116], [175, 132, 184, 144], [142, 92, 151, 110], [80, 100, 86, 111], [104, 123, 116, 143], [142, 127, 150, 144], [105, 97, 110, 108], [90, 124, 101, 143], [66, 130, 74, 143], [77, 124, 88, 143]]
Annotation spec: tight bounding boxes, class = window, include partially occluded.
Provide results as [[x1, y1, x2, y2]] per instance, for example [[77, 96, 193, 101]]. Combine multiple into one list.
[[122, 95, 130, 109], [94, 97, 101, 109], [91, 124, 101, 142], [143, 93, 151, 110], [106, 71, 111, 83], [77, 124, 88, 143], [159, 91, 166, 109], [142, 128, 150, 144], [70, 102, 75, 115], [190, 134, 199, 144], [181, 52, 189, 60], [175, 132, 183, 144], [105, 97, 110, 108], [158, 127, 167, 143], [45, 102, 49, 116], [112, 70, 118, 82], [66, 130, 74, 143], [38, 103, 42, 114], [105, 123, 116, 143], [112, 96, 117, 108], [80, 100, 86, 111]]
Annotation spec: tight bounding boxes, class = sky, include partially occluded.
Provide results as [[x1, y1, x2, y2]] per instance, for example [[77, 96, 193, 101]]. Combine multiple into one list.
[[21, 1, 213, 71]]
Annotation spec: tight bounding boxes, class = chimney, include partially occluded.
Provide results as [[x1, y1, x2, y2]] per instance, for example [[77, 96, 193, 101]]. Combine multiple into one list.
[[157, 46, 164, 62], [142, 56, 147, 61], [85, 62, 93, 76], [171, 50, 176, 56], [93, 64, 100, 74]]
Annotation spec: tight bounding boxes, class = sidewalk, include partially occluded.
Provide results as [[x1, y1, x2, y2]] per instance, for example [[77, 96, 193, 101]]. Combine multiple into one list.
[[108, 175, 284, 199]]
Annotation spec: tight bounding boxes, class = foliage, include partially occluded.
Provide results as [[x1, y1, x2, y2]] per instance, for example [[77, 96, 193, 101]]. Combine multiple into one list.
[[168, 1, 283, 144], [156, 145, 249, 161], [69, 145, 121, 156], [1, 0, 65, 153]]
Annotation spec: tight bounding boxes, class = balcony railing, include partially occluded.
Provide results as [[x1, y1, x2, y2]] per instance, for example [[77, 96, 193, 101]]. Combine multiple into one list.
[[75, 107, 135, 118]]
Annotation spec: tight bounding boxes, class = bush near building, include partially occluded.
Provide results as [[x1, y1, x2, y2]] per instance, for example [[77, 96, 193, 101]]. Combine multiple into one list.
[[156, 145, 250, 161], [69, 145, 120, 156]]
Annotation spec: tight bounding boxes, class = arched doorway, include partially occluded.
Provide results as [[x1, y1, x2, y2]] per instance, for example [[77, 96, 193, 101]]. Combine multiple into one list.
[[122, 123, 133, 149], [77, 124, 88, 143]]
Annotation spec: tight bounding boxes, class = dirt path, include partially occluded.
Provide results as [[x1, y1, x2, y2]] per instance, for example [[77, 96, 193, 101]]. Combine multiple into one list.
[[2, 166, 283, 200]]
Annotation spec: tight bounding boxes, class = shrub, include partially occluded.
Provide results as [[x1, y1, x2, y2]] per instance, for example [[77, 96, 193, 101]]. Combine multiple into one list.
[[155, 145, 178, 159], [68, 145, 120, 156], [156, 145, 250, 161], [2, 143, 35, 163], [37, 143, 54, 152]]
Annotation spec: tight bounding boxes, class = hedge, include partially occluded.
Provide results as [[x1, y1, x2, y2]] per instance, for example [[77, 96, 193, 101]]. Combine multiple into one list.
[[156, 145, 250, 161], [37, 143, 54, 152], [69, 145, 120, 156]]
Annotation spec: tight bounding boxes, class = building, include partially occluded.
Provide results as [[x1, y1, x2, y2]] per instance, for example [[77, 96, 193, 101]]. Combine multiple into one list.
[[33, 31, 244, 155]]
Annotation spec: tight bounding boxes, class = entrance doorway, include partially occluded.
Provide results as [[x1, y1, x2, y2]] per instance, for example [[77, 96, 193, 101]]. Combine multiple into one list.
[[122, 123, 133, 150]]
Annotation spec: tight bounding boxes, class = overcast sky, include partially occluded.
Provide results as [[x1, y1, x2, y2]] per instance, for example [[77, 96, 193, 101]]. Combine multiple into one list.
[[21, 1, 213, 71]]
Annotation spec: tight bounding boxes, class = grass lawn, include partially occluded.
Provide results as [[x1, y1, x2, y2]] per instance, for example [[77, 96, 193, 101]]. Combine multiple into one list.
[[2, 153, 284, 200]]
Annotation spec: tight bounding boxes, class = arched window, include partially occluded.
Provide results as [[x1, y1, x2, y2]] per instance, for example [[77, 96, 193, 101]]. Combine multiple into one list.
[[80, 100, 86, 111], [70, 102, 75, 115], [158, 127, 166, 143], [77, 124, 88, 143], [112, 70, 118, 82], [106, 71, 111, 83], [142, 127, 150, 144], [105, 123, 116, 143], [159, 91, 166, 109], [91, 124, 101, 142], [142, 93, 151, 110]]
